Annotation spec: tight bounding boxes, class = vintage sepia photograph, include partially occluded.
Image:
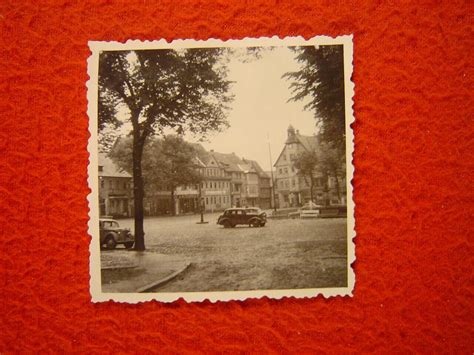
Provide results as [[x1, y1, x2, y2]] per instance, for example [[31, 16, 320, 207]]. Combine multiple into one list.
[[87, 36, 354, 302]]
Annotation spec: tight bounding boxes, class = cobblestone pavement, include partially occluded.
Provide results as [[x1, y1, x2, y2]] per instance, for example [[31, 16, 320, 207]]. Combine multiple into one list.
[[113, 213, 348, 292]]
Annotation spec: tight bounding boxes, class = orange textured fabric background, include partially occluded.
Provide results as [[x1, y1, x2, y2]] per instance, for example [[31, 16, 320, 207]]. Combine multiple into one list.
[[1, 1, 473, 353]]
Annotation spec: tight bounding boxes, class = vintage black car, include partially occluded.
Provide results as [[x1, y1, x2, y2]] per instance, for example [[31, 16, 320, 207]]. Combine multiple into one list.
[[217, 208, 267, 228], [99, 218, 134, 249]]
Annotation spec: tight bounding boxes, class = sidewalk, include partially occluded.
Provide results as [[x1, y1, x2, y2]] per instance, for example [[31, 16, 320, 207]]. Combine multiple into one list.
[[101, 251, 190, 293]]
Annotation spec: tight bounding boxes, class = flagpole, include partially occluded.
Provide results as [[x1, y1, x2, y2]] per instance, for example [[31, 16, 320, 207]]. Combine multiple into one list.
[[267, 133, 277, 212]]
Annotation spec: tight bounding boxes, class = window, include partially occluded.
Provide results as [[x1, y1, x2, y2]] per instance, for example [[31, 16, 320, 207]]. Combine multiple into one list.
[[284, 168, 288, 174], [206, 197, 209, 205], [124, 181, 127, 189], [292, 179, 295, 187], [103, 221, 119, 228], [98, 166, 103, 172], [100, 179, 104, 188], [279, 168, 282, 174]]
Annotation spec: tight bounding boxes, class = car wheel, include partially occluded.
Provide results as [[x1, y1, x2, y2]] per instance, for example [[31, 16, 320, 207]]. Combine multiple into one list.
[[223, 220, 231, 228], [124, 242, 134, 249], [260, 222, 265, 227], [105, 236, 117, 250], [250, 220, 260, 228]]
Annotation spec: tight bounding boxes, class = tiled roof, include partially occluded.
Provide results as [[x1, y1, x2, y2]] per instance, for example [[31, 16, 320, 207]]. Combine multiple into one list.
[[190, 143, 269, 177], [211, 151, 243, 172], [296, 134, 319, 152], [98, 153, 132, 178], [237, 162, 255, 173], [189, 143, 213, 165], [246, 160, 270, 178]]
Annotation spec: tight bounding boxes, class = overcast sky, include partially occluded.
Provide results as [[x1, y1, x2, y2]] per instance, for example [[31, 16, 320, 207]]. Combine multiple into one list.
[[114, 46, 318, 171], [180, 46, 318, 171]]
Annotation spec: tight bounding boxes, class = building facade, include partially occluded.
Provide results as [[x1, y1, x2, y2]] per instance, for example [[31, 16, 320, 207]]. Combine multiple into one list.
[[197, 153, 232, 212], [98, 154, 133, 218], [141, 143, 272, 216], [274, 125, 346, 208]]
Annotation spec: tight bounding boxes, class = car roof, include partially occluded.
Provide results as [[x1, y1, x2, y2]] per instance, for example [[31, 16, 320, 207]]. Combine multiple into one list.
[[225, 207, 260, 211], [99, 218, 118, 222]]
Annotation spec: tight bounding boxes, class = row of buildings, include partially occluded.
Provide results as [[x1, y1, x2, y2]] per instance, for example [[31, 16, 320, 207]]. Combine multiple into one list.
[[98, 146, 272, 217], [98, 125, 346, 218], [145, 146, 273, 216]]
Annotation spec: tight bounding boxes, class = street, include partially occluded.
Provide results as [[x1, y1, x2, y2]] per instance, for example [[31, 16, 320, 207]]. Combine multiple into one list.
[[112, 213, 348, 292]]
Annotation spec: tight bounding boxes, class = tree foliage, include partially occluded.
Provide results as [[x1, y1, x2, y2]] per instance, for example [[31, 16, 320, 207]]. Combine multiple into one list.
[[284, 45, 346, 152], [98, 48, 233, 249], [319, 142, 345, 202], [292, 150, 319, 203], [110, 135, 202, 215]]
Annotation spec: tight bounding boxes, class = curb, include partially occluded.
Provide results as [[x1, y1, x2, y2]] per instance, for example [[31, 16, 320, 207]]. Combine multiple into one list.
[[136, 262, 192, 293]]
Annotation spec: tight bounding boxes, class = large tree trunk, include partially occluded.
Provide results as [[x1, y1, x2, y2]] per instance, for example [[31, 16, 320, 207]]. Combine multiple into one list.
[[132, 120, 146, 251], [309, 178, 314, 203]]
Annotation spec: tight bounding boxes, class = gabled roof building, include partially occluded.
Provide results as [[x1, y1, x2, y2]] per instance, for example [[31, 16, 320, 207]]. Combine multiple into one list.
[[274, 125, 346, 208], [98, 153, 133, 218]]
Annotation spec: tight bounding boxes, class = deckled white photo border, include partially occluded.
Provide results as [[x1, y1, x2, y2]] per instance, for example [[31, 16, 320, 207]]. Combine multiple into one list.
[[87, 35, 355, 303]]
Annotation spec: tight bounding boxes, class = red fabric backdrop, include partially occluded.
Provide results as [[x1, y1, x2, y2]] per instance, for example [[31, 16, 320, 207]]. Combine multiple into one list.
[[1, 0, 473, 353]]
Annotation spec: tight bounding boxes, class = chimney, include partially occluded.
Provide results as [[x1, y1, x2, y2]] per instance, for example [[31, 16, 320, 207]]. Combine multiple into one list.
[[296, 129, 300, 134]]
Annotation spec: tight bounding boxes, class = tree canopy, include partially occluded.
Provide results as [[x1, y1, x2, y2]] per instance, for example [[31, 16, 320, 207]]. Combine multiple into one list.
[[284, 45, 346, 152], [98, 48, 233, 249], [292, 150, 319, 203], [110, 135, 202, 215], [98, 48, 233, 142]]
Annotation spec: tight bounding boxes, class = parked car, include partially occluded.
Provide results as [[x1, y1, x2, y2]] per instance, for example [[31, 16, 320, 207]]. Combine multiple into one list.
[[99, 218, 134, 249], [217, 208, 267, 228]]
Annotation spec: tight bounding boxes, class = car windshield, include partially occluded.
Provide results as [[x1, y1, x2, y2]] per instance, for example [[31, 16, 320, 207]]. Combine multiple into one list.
[[102, 221, 120, 228]]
